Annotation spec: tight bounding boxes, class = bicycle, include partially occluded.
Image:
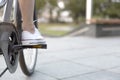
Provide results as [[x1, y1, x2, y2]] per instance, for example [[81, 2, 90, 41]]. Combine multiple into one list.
[[0, 0, 47, 77]]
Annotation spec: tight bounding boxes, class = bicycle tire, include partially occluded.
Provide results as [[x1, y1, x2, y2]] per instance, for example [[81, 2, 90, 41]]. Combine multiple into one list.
[[16, 1, 38, 76]]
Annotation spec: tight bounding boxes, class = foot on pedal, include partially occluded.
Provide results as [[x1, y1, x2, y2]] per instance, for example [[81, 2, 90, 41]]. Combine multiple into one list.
[[22, 28, 46, 45]]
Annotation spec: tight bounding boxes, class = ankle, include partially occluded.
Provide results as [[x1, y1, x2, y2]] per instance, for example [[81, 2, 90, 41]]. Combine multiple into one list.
[[22, 27, 35, 33], [22, 24, 35, 33]]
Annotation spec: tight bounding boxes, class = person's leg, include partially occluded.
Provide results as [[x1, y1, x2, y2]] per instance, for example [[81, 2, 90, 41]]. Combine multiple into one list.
[[18, 0, 35, 33], [18, 0, 45, 44]]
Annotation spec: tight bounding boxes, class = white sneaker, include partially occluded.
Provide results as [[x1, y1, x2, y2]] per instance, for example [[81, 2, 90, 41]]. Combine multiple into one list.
[[22, 28, 46, 45]]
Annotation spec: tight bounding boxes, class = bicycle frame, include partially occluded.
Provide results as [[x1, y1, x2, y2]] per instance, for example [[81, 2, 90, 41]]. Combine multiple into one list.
[[0, 0, 47, 77], [0, 0, 19, 76], [0, 0, 22, 76], [3, 0, 14, 22]]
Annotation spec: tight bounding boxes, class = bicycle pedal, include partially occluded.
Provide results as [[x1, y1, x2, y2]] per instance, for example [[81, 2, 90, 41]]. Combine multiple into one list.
[[13, 44, 47, 51], [21, 44, 47, 49], [0, 67, 8, 77]]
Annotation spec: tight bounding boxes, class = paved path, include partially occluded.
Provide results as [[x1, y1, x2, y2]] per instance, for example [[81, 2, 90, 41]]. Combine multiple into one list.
[[1, 37, 120, 80]]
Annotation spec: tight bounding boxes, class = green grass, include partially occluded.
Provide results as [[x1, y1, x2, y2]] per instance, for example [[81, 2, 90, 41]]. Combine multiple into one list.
[[38, 23, 78, 37]]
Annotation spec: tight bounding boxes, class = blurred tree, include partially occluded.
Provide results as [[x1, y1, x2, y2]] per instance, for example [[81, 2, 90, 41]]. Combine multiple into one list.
[[48, 0, 57, 7], [93, 0, 120, 18], [93, 0, 105, 16], [65, 0, 86, 23], [103, 2, 120, 18], [64, 0, 120, 23], [36, 0, 58, 22], [36, 0, 46, 11], [47, 0, 58, 22]]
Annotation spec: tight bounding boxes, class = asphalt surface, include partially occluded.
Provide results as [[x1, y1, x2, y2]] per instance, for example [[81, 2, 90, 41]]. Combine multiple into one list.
[[1, 36, 120, 80]]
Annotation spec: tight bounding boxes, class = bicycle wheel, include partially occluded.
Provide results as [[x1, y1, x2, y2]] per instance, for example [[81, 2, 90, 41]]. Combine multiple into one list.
[[16, 1, 38, 76]]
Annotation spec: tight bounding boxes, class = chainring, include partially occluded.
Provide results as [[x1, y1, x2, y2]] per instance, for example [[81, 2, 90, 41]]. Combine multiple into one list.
[[0, 22, 20, 73]]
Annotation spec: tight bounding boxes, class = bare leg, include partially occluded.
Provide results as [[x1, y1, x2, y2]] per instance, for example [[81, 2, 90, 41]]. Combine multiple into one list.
[[18, 0, 35, 33]]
